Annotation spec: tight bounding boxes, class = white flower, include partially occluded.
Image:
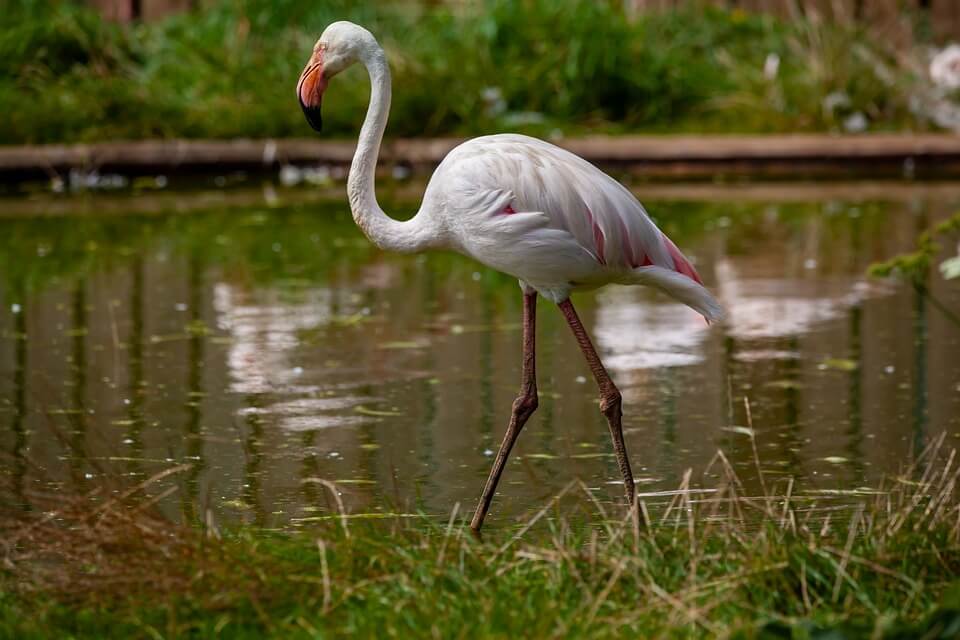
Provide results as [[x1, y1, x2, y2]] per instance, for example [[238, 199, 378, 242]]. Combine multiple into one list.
[[942, 241, 960, 280], [930, 44, 960, 91], [843, 112, 868, 133], [763, 53, 780, 81], [822, 91, 851, 115], [481, 86, 506, 118]]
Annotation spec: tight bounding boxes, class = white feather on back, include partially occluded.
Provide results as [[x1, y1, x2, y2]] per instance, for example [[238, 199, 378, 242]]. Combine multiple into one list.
[[436, 134, 672, 270], [426, 134, 721, 317]]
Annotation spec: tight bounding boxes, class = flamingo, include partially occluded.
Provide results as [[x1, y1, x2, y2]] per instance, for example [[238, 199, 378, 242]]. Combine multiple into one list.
[[297, 22, 723, 532]]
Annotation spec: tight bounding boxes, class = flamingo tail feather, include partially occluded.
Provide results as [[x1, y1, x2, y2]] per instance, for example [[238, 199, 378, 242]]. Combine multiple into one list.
[[626, 266, 724, 323]]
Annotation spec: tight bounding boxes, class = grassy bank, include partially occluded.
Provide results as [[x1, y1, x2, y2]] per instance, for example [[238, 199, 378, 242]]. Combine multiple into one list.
[[0, 0, 937, 145], [4, 442, 960, 638]]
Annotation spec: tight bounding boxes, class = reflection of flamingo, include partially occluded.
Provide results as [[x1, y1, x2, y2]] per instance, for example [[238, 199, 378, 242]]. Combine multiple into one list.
[[297, 22, 722, 531]]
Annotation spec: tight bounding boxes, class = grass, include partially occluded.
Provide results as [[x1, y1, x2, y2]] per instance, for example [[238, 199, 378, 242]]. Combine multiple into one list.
[[0, 0, 936, 145], [4, 435, 960, 638]]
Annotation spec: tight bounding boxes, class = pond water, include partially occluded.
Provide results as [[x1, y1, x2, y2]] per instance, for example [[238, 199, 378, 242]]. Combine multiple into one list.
[[1, 182, 959, 529]]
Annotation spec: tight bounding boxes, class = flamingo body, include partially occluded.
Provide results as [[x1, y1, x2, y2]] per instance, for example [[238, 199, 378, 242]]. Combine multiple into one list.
[[297, 21, 723, 531], [423, 133, 721, 317]]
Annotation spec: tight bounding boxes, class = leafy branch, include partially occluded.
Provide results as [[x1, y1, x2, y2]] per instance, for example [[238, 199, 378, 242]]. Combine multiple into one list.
[[868, 212, 960, 326], [868, 212, 960, 283]]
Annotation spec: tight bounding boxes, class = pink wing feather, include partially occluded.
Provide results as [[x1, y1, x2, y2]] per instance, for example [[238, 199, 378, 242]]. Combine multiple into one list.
[[436, 134, 722, 320], [661, 234, 704, 285], [473, 136, 704, 288]]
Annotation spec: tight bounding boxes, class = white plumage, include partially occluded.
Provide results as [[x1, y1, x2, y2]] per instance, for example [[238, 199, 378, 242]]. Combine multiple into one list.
[[426, 134, 722, 319], [297, 21, 723, 531]]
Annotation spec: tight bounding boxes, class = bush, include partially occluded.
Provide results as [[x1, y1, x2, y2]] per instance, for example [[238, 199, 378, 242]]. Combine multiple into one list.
[[0, 0, 929, 143]]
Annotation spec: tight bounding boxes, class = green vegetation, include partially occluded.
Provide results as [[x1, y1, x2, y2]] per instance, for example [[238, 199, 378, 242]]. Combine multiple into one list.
[[0, 0, 935, 144], [4, 440, 960, 638], [869, 211, 960, 327], [869, 211, 960, 285]]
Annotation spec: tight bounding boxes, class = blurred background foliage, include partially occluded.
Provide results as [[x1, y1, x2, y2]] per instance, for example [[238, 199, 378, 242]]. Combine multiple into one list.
[[0, 0, 941, 143]]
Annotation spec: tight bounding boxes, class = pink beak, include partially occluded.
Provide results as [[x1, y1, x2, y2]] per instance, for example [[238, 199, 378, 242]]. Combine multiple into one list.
[[297, 61, 327, 132]]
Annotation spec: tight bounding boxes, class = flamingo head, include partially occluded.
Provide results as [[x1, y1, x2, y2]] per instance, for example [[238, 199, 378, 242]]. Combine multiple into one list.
[[298, 21, 374, 132]]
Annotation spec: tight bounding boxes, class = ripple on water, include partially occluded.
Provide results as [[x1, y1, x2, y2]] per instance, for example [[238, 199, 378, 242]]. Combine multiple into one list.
[[734, 349, 801, 362], [279, 415, 375, 431], [237, 396, 378, 416]]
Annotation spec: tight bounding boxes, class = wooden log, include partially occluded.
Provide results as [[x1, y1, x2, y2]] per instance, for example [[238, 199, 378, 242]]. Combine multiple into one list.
[[932, 0, 960, 42], [142, 0, 192, 21], [86, 0, 133, 22], [2, 134, 960, 182]]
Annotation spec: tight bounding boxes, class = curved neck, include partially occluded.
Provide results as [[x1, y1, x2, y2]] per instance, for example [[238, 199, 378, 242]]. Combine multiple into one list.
[[346, 47, 436, 253]]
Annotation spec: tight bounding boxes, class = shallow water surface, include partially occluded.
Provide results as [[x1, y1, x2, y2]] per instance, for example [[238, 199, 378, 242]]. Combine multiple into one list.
[[1, 183, 959, 528]]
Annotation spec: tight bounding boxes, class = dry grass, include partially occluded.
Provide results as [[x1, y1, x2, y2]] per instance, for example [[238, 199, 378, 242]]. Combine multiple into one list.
[[3, 435, 960, 637], [1, 464, 199, 601]]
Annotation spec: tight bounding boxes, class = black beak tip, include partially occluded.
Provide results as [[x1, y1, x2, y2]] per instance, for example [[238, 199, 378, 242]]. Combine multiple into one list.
[[300, 101, 323, 133]]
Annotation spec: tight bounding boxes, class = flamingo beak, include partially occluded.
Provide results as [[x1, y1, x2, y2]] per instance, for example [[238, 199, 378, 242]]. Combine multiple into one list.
[[298, 62, 327, 132]]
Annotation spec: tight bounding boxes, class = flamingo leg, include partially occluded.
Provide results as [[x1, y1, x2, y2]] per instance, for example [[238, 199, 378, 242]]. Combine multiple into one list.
[[557, 299, 636, 509], [470, 291, 539, 532]]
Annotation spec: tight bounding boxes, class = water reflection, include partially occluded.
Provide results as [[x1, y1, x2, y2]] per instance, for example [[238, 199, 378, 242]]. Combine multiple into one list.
[[213, 281, 380, 434], [121, 259, 146, 492], [9, 294, 27, 507], [718, 263, 858, 340], [214, 282, 335, 395], [69, 283, 87, 487], [594, 287, 708, 370], [1, 188, 958, 528]]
